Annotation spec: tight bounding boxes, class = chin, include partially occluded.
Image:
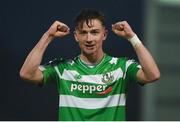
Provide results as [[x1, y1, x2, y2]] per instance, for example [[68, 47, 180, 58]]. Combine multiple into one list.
[[83, 49, 96, 55]]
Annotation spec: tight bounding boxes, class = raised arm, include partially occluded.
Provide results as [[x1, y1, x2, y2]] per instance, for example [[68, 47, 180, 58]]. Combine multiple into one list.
[[20, 21, 70, 84], [112, 21, 160, 84]]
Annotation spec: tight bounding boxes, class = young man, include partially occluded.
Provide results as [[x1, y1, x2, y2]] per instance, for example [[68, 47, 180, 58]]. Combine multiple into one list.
[[20, 9, 160, 121]]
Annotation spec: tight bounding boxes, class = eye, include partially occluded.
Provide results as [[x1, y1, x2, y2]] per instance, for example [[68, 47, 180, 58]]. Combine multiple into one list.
[[91, 30, 99, 35], [78, 31, 87, 35]]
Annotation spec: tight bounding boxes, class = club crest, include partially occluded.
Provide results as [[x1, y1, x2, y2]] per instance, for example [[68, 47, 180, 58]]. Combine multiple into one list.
[[102, 73, 114, 83]]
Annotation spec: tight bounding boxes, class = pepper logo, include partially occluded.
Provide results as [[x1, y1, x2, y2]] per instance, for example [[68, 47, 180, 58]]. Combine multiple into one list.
[[70, 73, 114, 95], [70, 83, 112, 95], [70, 84, 107, 94]]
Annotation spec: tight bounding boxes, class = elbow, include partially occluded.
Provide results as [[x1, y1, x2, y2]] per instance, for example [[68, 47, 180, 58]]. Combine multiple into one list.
[[153, 68, 161, 81], [139, 69, 161, 84], [19, 69, 28, 80], [152, 72, 160, 81], [19, 68, 43, 85], [147, 71, 161, 83], [19, 68, 32, 81]]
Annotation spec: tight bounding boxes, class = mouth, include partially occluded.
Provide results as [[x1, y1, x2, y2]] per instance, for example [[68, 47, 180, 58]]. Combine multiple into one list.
[[84, 44, 95, 49], [85, 44, 94, 47]]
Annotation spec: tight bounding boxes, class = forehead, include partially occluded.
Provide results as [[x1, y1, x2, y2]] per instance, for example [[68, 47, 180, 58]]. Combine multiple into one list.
[[78, 19, 104, 31]]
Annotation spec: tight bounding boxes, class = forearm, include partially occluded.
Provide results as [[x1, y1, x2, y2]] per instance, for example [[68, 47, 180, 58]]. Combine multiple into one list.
[[130, 35, 160, 82], [112, 21, 160, 82], [20, 21, 70, 83], [20, 32, 53, 81]]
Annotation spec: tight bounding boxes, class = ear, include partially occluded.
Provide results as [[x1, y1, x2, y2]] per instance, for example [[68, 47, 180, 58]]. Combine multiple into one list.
[[103, 29, 108, 41], [74, 31, 79, 42]]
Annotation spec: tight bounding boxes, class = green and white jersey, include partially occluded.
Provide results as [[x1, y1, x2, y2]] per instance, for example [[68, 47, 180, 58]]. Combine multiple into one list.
[[40, 54, 141, 121]]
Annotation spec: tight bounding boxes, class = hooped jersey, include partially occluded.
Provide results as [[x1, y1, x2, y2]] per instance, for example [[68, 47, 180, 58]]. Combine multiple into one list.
[[40, 54, 141, 121]]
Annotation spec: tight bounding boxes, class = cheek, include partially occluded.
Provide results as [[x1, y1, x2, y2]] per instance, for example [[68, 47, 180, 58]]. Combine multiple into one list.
[[78, 41, 84, 48], [95, 40, 103, 49], [98, 33, 105, 40], [97, 36, 105, 44]]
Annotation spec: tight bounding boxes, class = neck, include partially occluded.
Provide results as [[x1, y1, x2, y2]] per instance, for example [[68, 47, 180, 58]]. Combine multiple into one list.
[[80, 51, 104, 64]]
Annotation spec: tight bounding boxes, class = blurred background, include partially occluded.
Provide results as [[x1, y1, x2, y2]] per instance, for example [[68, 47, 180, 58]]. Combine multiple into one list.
[[0, 0, 179, 120]]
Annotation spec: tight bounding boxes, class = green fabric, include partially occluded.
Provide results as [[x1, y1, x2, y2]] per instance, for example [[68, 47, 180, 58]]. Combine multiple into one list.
[[41, 54, 141, 121], [59, 78, 126, 98], [59, 106, 125, 121]]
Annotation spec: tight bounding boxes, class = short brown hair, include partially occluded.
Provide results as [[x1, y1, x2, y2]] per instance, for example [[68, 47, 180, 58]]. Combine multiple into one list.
[[74, 8, 105, 30]]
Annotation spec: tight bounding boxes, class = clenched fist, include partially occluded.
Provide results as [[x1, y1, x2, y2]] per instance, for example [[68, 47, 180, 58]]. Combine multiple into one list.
[[46, 21, 70, 38], [112, 21, 135, 40]]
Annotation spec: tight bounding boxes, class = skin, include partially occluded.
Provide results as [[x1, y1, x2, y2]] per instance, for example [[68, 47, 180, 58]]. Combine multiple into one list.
[[74, 19, 107, 64], [112, 21, 160, 83], [20, 19, 160, 85], [20, 21, 70, 84]]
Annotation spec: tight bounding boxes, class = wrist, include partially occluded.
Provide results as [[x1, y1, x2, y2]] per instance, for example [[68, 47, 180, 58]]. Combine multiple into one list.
[[126, 32, 136, 39], [128, 34, 142, 47], [41, 32, 54, 43], [44, 31, 55, 39]]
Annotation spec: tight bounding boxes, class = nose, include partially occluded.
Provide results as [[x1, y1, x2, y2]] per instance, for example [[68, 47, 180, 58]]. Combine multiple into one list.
[[86, 33, 93, 42]]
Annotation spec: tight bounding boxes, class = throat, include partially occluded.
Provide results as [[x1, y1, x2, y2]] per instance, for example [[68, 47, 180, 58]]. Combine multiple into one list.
[[80, 52, 105, 66], [80, 59, 97, 68]]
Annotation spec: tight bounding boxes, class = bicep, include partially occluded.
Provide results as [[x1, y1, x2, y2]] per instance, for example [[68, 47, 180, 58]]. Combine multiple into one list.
[[33, 69, 44, 83], [136, 69, 150, 84], [26, 69, 44, 85]]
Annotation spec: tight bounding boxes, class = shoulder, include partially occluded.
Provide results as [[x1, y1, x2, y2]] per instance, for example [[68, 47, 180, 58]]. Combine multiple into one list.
[[106, 55, 139, 69], [44, 58, 66, 66], [44, 56, 79, 66], [106, 54, 128, 64], [112, 56, 137, 65]]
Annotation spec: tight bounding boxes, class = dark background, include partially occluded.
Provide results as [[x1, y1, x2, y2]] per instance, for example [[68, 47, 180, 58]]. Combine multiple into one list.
[[0, 0, 144, 120]]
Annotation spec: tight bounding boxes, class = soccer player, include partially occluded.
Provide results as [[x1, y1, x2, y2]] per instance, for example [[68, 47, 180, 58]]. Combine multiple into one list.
[[20, 9, 160, 121]]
